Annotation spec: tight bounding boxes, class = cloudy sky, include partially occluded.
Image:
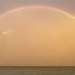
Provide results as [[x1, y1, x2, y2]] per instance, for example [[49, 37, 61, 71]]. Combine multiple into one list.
[[0, 0, 75, 16], [0, 0, 75, 66]]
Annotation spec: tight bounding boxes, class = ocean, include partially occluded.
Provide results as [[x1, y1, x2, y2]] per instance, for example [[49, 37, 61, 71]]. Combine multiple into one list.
[[0, 66, 75, 75]]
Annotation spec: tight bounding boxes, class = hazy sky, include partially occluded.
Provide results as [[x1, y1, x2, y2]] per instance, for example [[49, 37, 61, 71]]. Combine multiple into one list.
[[0, 0, 75, 66], [0, 7, 75, 66]]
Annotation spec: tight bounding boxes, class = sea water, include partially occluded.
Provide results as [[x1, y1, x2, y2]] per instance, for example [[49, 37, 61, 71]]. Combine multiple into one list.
[[0, 66, 75, 75]]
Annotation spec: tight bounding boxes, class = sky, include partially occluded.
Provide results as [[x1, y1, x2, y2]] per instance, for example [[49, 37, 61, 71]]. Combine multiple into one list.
[[0, 0, 75, 66], [0, 0, 75, 16]]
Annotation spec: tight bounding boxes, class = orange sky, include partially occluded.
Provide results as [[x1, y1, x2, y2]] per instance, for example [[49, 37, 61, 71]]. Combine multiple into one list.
[[0, 6, 75, 66]]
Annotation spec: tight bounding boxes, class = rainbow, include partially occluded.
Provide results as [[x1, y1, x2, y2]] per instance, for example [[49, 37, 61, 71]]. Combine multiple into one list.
[[0, 6, 75, 20]]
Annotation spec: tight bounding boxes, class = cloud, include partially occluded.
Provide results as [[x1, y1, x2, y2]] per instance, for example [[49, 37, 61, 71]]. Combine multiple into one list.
[[2, 29, 16, 35]]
